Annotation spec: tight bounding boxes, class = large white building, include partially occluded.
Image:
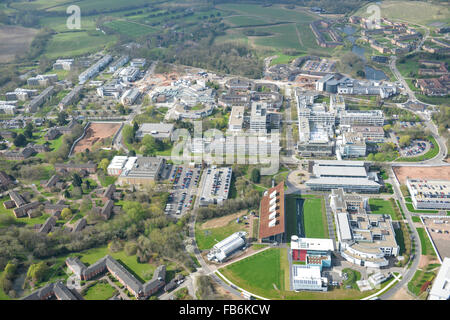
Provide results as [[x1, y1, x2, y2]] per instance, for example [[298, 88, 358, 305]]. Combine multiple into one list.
[[339, 110, 384, 127], [338, 132, 367, 158], [306, 160, 380, 193], [330, 188, 399, 268], [228, 106, 245, 132], [206, 231, 247, 263], [406, 179, 450, 210], [292, 265, 328, 292], [428, 257, 450, 300]]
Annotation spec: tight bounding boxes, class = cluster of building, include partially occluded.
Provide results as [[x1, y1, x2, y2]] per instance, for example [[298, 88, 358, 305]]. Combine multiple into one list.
[[330, 188, 399, 268], [422, 38, 450, 54], [295, 91, 385, 158], [316, 74, 397, 98], [306, 160, 380, 193], [151, 79, 216, 120], [406, 179, 450, 210], [78, 54, 113, 84], [310, 20, 343, 48], [66, 255, 166, 299], [107, 155, 166, 185]]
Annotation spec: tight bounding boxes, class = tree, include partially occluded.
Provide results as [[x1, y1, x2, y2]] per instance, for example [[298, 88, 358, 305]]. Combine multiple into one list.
[[124, 241, 138, 256], [13, 134, 27, 147], [250, 168, 260, 183], [57, 111, 68, 126], [399, 135, 411, 147], [24, 122, 33, 139], [122, 125, 135, 144], [61, 208, 72, 220], [72, 173, 82, 187], [63, 190, 70, 198], [383, 124, 392, 132], [26, 261, 49, 283], [99, 158, 110, 172]]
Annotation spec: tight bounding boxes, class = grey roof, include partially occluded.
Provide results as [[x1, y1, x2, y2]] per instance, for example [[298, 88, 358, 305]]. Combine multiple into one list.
[[53, 281, 78, 300], [105, 255, 143, 295]]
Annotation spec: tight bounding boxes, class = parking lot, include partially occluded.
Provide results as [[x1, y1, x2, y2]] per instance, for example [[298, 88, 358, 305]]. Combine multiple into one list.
[[199, 166, 232, 206], [400, 139, 430, 157], [164, 165, 202, 217], [301, 59, 335, 73]]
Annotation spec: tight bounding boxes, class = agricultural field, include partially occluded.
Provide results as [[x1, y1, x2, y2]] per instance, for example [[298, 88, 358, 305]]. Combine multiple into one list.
[[0, 26, 39, 63], [356, 1, 450, 26], [104, 20, 160, 38]]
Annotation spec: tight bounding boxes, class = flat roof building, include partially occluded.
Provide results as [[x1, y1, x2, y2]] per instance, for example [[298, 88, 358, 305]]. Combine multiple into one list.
[[292, 265, 328, 292], [117, 156, 165, 186], [406, 179, 450, 210], [199, 167, 232, 205], [428, 257, 450, 300], [207, 231, 247, 263], [228, 106, 245, 132], [135, 123, 174, 141]]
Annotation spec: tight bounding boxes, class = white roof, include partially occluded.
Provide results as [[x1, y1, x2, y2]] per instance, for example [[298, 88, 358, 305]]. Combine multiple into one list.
[[292, 265, 322, 281], [429, 257, 450, 300], [306, 177, 380, 187], [337, 212, 353, 241], [315, 160, 365, 167], [313, 165, 368, 178], [291, 237, 334, 251], [108, 156, 128, 169]]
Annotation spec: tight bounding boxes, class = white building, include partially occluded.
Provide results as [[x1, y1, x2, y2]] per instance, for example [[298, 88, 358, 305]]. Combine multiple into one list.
[[206, 231, 247, 262], [130, 58, 146, 68], [339, 132, 366, 158], [339, 110, 384, 127], [107, 156, 134, 176], [109, 55, 129, 73], [228, 106, 245, 132], [406, 179, 450, 210], [79, 55, 112, 84], [428, 257, 450, 300], [292, 265, 328, 292], [121, 88, 140, 106], [53, 59, 74, 71], [135, 123, 174, 141]]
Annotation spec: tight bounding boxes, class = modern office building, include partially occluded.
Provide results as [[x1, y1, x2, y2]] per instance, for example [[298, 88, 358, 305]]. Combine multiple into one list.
[[135, 123, 174, 141], [228, 106, 246, 132], [291, 236, 334, 269], [339, 132, 367, 158], [406, 179, 450, 210], [117, 156, 166, 185], [339, 110, 384, 127], [350, 126, 385, 143], [259, 182, 285, 243], [249, 102, 268, 134], [428, 257, 450, 300], [330, 188, 399, 268], [206, 231, 247, 263], [292, 265, 328, 292], [120, 88, 141, 105], [306, 160, 380, 193]]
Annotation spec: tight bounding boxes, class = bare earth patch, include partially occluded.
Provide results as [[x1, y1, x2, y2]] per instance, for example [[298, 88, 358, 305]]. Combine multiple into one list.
[[393, 166, 450, 185], [389, 287, 415, 300], [200, 210, 248, 230], [0, 26, 39, 63], [418, 255, 440, 269], [73, 122, 121, 153]]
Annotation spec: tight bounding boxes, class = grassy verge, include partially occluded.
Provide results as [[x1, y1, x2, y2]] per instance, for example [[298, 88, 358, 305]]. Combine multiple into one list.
[[416, 228, 436, 256]]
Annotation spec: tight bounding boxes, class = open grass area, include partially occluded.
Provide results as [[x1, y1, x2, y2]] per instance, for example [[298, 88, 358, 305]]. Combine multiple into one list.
[[285, 195, 328, 239], [412, 216, 422, 223], [368, 198, 399, 220], [104, 20, 158, 38], [220, 247, 388, 300], [195, 214, 247, 251], [407, 269, 436, 297], [405, 202, 438, 214], [83, 281, 117, 300], [416, 228, 436, 256], [342, 268, 361, 290]]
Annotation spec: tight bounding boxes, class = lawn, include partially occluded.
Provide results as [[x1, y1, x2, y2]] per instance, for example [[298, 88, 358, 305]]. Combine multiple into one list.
[[195, 215, 247, 251], [412, 216, 422, 223], [407, 269, 436, 297], [368, 198, 399, 220], [83, 281, 117, 300], [342, 268, 361, 290], [416, 227, 436, 256], [219, 247, 389, 300], [285, 195, 328, 239], [405, 202, 438, 214]]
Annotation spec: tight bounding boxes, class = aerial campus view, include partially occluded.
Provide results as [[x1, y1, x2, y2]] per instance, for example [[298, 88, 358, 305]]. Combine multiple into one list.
[[0, 0, 449, 308]]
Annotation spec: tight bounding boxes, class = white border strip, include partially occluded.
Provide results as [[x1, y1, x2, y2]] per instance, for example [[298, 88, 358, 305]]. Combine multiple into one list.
[[419, 216, 442, 263]]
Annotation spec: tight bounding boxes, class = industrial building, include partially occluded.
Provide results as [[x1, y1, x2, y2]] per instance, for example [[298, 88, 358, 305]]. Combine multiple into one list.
[[330, 188, 399, 268], [306, 160, 380, 193], [428, 257, 450, 300], [135, 123, 174, 141], [207, 231, 247, 263], [259, 182, 285, 243], [116, 156, 166, 186], [406, 179, 450, 210]]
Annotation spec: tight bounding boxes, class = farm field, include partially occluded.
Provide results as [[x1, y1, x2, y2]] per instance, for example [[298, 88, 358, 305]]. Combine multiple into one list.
[[0, 26, 39, 63], [356, 1, 450, 26], [104, 20, 159, 38]]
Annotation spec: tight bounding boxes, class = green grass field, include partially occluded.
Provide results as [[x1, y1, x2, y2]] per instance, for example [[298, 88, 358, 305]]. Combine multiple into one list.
[[412, 216, 422, 223], [368, 198, 399, 220], [195, 214, 247, 251], [407, 269, 436, 297], [416, 227, 436, 256], [83, 281, 117, 300], [285, 195, 328, 239], [405, 202, 438, 214], [104, 20, 158, 38]]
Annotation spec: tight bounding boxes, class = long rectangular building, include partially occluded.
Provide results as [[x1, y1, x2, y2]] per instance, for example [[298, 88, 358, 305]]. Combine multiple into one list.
[[259, 181, 285, 243], [406, 179, 450, 210]]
